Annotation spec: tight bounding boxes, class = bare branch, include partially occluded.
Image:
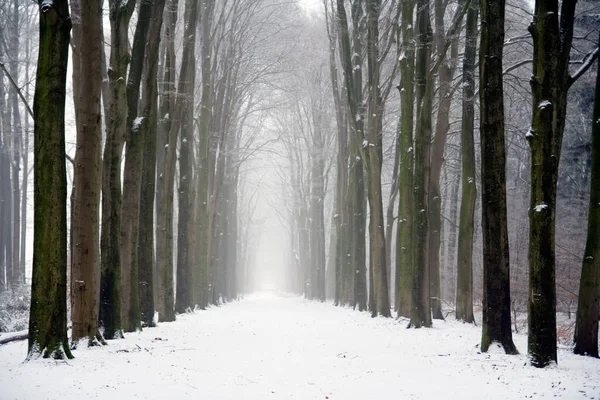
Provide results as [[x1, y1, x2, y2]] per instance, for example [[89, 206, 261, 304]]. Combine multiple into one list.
[[568, 47, 599, 88]]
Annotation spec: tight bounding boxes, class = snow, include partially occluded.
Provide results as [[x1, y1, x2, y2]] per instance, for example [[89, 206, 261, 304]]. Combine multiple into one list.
[[538, 100, 552, 110], [526, 126, 534, 138], [132, 117, 144, 133], [534, 203, 548, 212], [1, 293, 598, 399]]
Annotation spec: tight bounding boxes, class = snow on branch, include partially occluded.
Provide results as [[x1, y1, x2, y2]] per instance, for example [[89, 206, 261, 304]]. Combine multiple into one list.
[[568, 46, 599, 89]]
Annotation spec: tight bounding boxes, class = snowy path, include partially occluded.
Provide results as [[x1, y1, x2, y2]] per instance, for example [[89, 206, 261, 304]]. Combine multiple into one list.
[[1, 292, 598, 399]]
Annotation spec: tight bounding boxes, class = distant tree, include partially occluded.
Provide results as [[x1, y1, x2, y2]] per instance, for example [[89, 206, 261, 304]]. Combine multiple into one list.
[[479, 0, 518, 354], [27, 0, 73, 360]]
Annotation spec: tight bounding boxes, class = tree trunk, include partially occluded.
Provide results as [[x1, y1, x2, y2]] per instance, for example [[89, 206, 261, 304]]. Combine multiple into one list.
[[526, 0, 577, 367], [28, 0, 73, 360], [365, 0, 391, 318], [9, 0, 21, 286], [396, 0, 415, 318], [428, 0, 461, 321], [99, 0, 135, 340], [573, 31, 600, 358], [193, 0, 214, 310], [411, 0, 433, 328], [120, 0, 154, 333], [455, 0, 477, 324], [70, 0, 104, 345], [175, 0, 200, 314], [479, 0, 517, 355], [138, 0, 167, 328], [156, 0, 179, 323]]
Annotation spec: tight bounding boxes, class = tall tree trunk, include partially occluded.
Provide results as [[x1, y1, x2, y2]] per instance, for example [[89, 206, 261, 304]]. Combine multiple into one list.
[[9, 0, 21, 286], [455, 0, 478, 324], [396, 0, 415, 318], [27, 0, 73, 360], [99, 0, 135, 340], [573, 31, 600, 358], [336, 0, 367, 311], [194, 0, 215, 310], [70, 0, 104, 345], [428, 0, 461, 320], [175, 0, 200, 314], [156, 0, 179, 322], [156, 0, 177, 318], [120, 0, 154, 333], [365, 0, 391, 318], [0, 64, 13, 290], [138, 0, 167, 328], [526, 0, 577, 367], [479, 0, 517, 355], [411, 0, 433, 328]]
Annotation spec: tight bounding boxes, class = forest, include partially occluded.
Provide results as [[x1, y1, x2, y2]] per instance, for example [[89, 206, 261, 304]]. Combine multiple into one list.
[[0, 0, 599, 398]]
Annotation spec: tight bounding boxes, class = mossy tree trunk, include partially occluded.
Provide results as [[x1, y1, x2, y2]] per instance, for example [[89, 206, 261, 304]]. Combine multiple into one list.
[[138, 0, 166, 328], [99, 0, 135, 340], [27, 0, 73, 360], [175, 0, 199, 314], [526, 0, 577, 368], [410, 0, 433, 328], [156, 0, 179, 323], [428, 0, 462, 321], [365, 0, 391, 318], [70, 0, 104, 345], [574, 31, 600, 358], [455, 0, 477, 324], [479, 0, 517, 355], [120, 0, 154, 333], [396, 0, 415, 318], [336, 0, 367, 312]]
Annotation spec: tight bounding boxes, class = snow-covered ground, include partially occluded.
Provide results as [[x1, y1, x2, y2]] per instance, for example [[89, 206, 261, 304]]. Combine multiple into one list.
[[0, 292, 598, 399]]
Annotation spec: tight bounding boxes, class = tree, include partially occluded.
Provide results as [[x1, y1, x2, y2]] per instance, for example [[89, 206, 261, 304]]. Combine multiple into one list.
[[138, 0, 167, 329], [27, 0, 73, 360], [526, 0, 582, 367], [573, 31, 600, 359], [99, 0, 136, 340], [479, 0, 517, 354], [70, 0, 104, 345], [455, 0, 478, 324], [396, 0, 415, 318], [120, 0, 155, 333], [365, 0, 391, 317], [175, 0, 199, 314]]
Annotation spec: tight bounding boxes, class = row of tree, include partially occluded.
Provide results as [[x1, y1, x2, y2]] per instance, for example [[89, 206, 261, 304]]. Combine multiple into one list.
[[279, 0, 599, 367], [23, 0, 294, 359]]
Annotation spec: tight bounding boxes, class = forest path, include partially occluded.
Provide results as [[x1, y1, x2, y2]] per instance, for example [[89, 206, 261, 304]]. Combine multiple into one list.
[[1, 292, 599, 399]]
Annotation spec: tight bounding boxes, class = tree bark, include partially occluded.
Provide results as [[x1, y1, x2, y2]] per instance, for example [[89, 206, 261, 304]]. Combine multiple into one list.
[[455, 0, 477, 324], [573, 31, 600, 358], [479, 0, 517, 355], [120, 0, 154, 333], [99, 0, 135, 340], [526, 0, 577, 367], [28, 0, 73, 360], [396, 0, 415, 318], [156, 0, 179, 322], [70, 0, 104, 345], [138, 0, 167, 328], [175, 0, 200, 314], [410, 0, 433, 328]]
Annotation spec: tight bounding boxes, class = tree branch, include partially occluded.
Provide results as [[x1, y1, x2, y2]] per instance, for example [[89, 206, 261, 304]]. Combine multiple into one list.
[[568, 47, 599, 89], [0, 60, 34, 118]]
